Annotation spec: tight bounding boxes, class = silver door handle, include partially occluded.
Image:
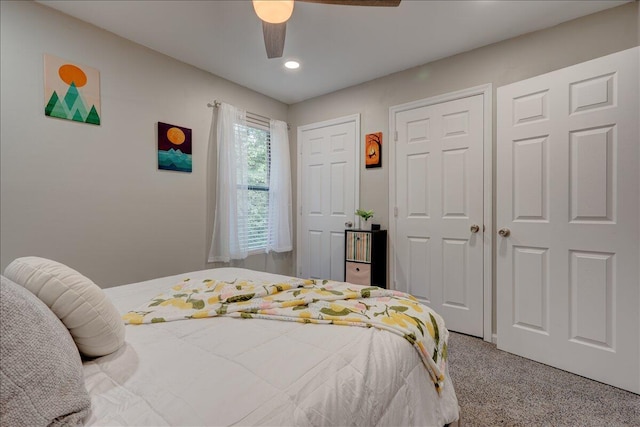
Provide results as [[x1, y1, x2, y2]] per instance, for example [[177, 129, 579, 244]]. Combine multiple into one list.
[[345, 221, 353, 228], [498, 228, 511, 237], [470, 224, 480, 233]]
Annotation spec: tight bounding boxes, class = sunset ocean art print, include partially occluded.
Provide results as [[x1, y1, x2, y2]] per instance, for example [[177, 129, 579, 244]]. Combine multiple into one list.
[[158, 122, 192, 173]]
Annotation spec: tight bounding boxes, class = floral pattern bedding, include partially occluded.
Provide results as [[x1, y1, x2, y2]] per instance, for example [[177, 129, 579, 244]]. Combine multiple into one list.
[[123, 277, 449, 392]]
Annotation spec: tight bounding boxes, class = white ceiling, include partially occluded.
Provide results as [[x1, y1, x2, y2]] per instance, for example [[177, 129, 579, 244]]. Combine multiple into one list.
[[38, 0, 629, 104]]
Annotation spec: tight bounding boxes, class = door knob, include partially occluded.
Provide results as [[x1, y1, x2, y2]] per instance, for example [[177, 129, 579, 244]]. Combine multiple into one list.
[[345, 221, 353, 228], [470, 224, 480, 233], [498, 228, 511, 237]]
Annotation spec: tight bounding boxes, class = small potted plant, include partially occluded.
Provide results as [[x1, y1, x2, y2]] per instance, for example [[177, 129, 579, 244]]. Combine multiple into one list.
[[355, 209, 374, 230]]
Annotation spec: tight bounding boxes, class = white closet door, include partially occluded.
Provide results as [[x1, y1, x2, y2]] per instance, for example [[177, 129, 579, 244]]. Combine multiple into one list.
[[497, 47, 639, 393], [297, 115, 359, 281], [394, 94, 485, 337]]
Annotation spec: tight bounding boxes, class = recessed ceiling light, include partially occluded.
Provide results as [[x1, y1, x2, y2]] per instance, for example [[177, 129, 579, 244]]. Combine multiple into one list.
[[284, 60, 300, 70]]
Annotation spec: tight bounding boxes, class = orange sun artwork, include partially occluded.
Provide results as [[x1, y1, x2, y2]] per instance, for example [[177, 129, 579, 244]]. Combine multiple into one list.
[[58, 64, 87, 87], [365, 132, 382, 169], [166, 127, 186, 145], [44, 54, 101, 125], [158, 122, 192, 173]]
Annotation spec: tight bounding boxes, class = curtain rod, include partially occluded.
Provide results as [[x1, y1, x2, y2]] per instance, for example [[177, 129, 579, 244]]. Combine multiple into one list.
[[208, 100, 290, 130]]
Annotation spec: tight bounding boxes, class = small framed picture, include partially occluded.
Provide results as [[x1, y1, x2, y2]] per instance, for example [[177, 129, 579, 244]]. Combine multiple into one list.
[[44, 54, 101, 125], [158, 122, 192, 173], [365, 132, 382, 169]]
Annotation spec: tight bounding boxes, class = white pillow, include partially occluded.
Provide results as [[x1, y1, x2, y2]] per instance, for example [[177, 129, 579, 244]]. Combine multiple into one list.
[[4, 257, 125, 357]]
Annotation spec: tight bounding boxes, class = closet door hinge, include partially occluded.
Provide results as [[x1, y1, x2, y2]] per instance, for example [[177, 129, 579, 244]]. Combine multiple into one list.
[[394, 131, 398, 142], [394, 207, 398, 218]]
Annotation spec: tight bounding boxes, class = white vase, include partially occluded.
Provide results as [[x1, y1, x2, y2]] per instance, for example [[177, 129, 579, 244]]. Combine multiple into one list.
[[361, 220, 371, 231]]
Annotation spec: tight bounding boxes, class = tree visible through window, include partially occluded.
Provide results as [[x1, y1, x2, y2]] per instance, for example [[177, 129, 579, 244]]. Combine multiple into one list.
[[210, 103, 291, 263], [244, 125, 270, 251]]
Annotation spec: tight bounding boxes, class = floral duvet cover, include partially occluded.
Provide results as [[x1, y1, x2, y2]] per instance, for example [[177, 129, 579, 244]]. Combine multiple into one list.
[[124, 276, 449, 392]]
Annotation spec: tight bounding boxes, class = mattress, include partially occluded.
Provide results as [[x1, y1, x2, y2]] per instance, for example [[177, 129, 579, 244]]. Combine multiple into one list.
[[83, 268, 459, 426]]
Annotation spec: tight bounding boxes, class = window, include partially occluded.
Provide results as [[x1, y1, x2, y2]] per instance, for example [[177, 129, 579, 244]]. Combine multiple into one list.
[[209, 101, 291, 263], [241, 115, 271, 251]]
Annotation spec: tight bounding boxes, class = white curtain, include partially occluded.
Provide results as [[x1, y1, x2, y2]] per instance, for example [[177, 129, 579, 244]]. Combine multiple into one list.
[[266, 119, 293, 253], [208, 103, 248, 262]]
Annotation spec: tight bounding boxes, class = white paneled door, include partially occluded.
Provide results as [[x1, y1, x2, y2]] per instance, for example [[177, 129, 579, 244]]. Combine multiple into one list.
[[497, 47, 639, 393], [297, 115, 359, 281], [393, 94, 485, 337]]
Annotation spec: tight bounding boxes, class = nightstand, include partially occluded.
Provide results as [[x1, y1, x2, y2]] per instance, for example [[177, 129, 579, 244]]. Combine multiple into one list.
[[344, 229, 387, 288]]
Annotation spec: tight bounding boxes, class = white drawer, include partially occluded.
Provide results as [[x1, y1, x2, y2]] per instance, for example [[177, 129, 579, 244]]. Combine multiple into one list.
[[345, 262, 371, 286]]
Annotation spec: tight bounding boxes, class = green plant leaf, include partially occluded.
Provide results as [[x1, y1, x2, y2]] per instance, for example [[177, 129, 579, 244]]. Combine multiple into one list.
[[191, 299, 205, 310], [429, 313, 440, 346], [355, 209, 374, 220], [320, 307, 352, 316], [390, 306, 409, 312], [360, 287, 377, 298], [227, 293, 255, 303], [404, 333, 417, 345], [151, 317, 165, 323], [411, 315, 424, 336]]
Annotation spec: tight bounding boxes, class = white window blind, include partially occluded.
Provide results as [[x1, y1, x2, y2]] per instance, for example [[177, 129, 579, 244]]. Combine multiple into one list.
[[239, 113, 271, 252]]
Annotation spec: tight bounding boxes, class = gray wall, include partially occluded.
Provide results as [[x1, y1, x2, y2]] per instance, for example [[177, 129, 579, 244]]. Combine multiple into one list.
[[0, 0, 292, 287], [288, 2, 639, 334]]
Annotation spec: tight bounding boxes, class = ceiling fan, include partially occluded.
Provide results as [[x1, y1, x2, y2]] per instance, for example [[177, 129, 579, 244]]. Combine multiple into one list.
[[252, 0, 402, 59]]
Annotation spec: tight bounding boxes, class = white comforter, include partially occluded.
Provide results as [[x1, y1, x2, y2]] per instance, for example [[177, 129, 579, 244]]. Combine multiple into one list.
[[83, 268, 459, 426]]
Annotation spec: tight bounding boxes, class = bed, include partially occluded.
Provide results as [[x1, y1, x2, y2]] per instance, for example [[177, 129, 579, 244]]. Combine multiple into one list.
[[1, 259, 459, 426]]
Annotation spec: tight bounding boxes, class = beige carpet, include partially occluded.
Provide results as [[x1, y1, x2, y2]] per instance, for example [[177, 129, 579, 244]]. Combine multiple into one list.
[[447, 332, 640, 426]]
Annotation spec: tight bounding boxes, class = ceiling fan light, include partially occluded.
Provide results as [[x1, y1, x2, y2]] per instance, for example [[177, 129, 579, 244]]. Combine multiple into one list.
[[253, 0, 294, 24]]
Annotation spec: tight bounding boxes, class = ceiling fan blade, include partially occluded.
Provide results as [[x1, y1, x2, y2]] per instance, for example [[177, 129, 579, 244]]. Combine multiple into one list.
[[297, 0, 401, 6], [262, 21, 287, 59]]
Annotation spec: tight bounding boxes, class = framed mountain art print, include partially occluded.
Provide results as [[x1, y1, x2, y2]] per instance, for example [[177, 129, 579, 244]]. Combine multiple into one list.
[[44, 54, 101, 125]]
